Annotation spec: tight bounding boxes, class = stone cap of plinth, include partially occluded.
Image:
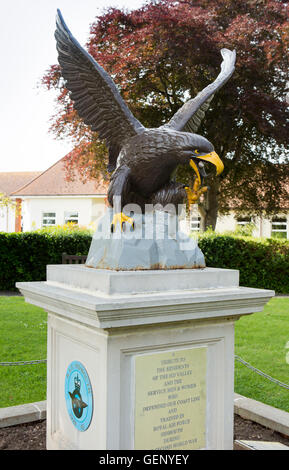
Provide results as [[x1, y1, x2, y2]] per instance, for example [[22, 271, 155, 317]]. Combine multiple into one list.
[[46, 265, 239, 296], [16, 265, 275, 330]]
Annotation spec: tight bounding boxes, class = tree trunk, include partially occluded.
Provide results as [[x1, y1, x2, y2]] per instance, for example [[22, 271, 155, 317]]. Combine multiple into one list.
[[198, 179, 220, 232]]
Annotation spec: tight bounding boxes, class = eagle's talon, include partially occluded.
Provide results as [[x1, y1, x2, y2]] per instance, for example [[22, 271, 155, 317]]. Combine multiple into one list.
[[185, 182, 208, 205], [110, 212, 135, 232]]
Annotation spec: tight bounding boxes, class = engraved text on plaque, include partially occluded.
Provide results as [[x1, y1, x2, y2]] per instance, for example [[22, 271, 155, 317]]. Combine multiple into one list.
[[134, 347, 207, 450]]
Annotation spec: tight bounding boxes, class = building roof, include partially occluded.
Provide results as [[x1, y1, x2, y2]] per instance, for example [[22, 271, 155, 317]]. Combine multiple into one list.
[[11, 155, 108, 197], [0, 172, 41, 197]]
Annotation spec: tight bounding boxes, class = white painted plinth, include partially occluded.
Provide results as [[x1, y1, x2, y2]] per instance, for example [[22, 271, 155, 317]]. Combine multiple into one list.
[[17, 266, 274, 450]]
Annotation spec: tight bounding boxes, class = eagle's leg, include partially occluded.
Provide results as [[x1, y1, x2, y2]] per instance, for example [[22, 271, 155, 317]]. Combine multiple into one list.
[[185, 159, 207, 205], [108, 165, 135, 232]]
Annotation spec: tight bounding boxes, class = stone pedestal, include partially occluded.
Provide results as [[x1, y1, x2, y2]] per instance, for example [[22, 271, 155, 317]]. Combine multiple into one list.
[[17, 266, 274, 450]]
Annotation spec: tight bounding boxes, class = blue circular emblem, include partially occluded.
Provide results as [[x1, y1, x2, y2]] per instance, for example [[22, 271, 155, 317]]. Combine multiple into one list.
[[65, 361, 93, 432]]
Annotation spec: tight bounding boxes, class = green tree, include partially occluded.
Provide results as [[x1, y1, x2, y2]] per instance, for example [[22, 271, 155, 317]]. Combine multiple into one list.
[[42, 0, 289, 229]]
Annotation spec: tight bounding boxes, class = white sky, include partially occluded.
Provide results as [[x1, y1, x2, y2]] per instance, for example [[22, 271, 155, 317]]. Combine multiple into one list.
[[0, 0, 146, 172]]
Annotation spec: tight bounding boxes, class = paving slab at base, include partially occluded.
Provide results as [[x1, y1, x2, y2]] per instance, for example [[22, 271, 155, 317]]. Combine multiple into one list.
[[0, 401, 46, 428], [234, 393, 289, 438], [234, 440, 289, 450]]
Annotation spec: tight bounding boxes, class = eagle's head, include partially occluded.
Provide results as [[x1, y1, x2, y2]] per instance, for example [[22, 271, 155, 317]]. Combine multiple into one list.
[[177, 132, 224, 185]]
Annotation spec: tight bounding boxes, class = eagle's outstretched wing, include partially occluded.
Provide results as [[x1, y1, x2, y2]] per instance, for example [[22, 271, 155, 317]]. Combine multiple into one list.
[[162, 49, 236, 134], [55, 10, 145, 172]]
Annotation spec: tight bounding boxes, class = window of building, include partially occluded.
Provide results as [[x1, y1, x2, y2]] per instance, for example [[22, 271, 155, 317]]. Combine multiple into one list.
[[190, 215, 201, 232], [271, 216, 288, 239], [64, 211, 79, 225], [42, 212, 56, 227]]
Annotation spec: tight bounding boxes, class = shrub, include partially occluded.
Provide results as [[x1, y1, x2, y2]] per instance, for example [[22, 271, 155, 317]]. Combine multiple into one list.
[[33, 222, 95, 235], [221, 222, 256, 237], [0, 230, 288, 293], [0, 231, 92, 291], [198, 233, 289, 294]]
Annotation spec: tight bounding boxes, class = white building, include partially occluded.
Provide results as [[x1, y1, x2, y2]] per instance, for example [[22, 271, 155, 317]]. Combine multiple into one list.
[[1, 153, 288, 240], [0, 171, 41, 232], [216, 212, 288, 239], [11, 156, 107, 232], [188, 207, 288, 239]]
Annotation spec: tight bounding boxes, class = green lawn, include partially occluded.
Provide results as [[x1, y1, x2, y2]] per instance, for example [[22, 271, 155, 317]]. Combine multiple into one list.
[[0, 296, 288, 411], [0, 297, 47, 407], [234, 296, 289, 412]]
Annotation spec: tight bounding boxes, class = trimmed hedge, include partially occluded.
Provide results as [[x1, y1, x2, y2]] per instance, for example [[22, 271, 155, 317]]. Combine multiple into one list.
[[0, 231, 288, 293], [0, 231, 92, 291], [198, 234, 289, 294]]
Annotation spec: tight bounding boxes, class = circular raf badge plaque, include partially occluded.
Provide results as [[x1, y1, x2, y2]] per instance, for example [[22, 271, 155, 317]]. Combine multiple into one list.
[[65, 361, 93, 432]]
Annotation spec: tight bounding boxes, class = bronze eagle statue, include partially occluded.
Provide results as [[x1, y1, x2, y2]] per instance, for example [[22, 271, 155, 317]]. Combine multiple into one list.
[[55, 10, 236, 231]]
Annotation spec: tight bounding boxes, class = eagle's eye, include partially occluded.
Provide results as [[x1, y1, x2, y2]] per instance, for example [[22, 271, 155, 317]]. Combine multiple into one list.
[[194, 150, 199, 154]]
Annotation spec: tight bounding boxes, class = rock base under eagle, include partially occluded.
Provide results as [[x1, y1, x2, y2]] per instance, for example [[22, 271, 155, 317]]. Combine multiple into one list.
[[85, 209, 205, 271]]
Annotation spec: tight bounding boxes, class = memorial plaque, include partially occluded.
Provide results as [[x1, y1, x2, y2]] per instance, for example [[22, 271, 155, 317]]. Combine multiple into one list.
[[134, 347, 207, 450]]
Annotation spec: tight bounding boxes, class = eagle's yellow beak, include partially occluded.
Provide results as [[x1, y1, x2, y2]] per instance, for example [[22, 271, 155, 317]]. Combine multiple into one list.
[[195, 151, 224, 176]]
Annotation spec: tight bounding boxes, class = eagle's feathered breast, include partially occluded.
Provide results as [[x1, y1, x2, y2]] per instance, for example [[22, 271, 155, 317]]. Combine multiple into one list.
[[116, 129, 194, 194]]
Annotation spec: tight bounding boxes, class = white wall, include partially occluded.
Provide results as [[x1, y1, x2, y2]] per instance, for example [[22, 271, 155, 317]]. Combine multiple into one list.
[[21, 196, 106, 231], [216, 212, 289, 239], [215, 213, 236, 234], [216, 213, 261, 237], [91, 198, 107, 229], [0, 205, 15, 232]]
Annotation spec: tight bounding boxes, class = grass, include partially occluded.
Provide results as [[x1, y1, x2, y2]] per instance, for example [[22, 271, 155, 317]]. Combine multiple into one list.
[[0, 296, 288, 411], [0, 297, 47, 407], [234, 296, 289, 412]]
